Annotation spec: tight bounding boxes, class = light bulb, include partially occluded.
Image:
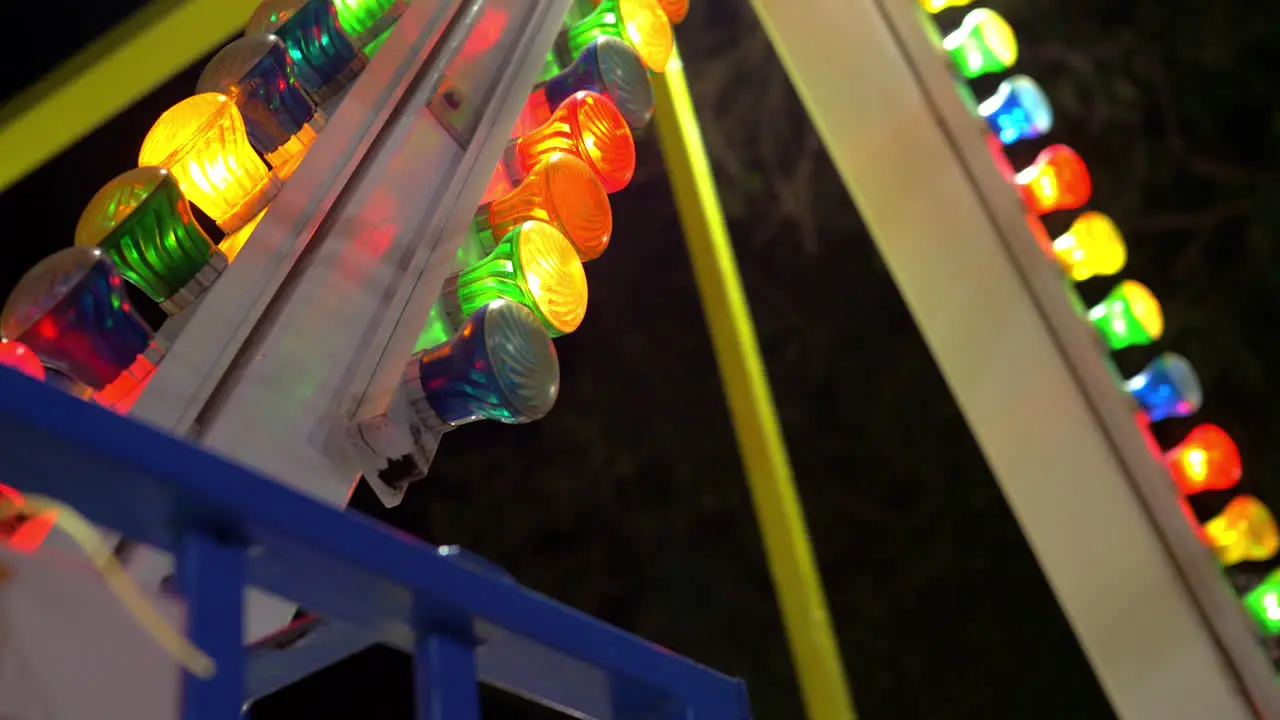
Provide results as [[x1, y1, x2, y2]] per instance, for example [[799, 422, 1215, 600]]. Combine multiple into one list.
[[196, 35, 327, 169], [74, 166, 227, 315], [942, 8, 1018, 79], [1166, 424, 1241, 495], [506, 90, 635, 193], [978, 74, 1053, 145], [539, 36, 654, 131], [655, 0, 688, 24], [1203, 495, 1279, 567], [247, 0, 367, 104], [1124, 352, 1202, 422], [920, 0, 972, 12], [0, 339, 45, 380], [332, 0, 405, 48], [1243, 569, 1280, 636], [1015, 144, 1092, 215], [0, 483, 55, 554], [139, 93, 282, 233], [443, 220, 588, 337], [1087, 280, 1163, 350], [476, 153, 612, 261], [1052, 212, 1126, 281], [565, 0, 673, 73], [0, 247, 151, 391], [408, 299, 559, 427]]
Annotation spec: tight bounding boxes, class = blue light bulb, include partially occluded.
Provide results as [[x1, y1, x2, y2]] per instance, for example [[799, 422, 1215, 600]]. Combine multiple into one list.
[[261, 0, 367, 104], [196, 34, 327, 168], [411, 299, 560, 426], [978, 74, 1053, 145], [0, 247, 151, 391], [1124, 352, 1203, 422], [542, 36, 654, 131]]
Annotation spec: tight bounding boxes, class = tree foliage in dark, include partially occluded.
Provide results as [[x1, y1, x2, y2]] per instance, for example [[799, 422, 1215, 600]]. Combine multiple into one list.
[[2, 0, 1275, 717]]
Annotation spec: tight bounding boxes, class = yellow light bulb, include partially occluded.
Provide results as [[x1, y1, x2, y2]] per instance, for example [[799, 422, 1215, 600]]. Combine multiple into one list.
[[138, 93, 281, 234], [1052, 212, 1127, 281], [1204, 495, 1280, 567], [919, 0, 971, 13]]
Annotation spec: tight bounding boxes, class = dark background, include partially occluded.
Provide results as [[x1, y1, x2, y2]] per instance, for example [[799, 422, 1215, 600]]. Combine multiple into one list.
[[5, 0, 1279, 717]]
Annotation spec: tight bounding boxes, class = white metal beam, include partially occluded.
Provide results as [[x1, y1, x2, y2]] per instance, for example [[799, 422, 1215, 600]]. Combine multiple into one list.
[[122, 0, 573, 641], [748, 0, 1278, 717]]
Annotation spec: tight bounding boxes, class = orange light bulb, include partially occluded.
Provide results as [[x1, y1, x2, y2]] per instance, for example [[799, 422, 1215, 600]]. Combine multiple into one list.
[[505, 91, 635, 193], [1166, 424, 1242, 495], [1203, 495, 1279, 566], [139, 93, 282, 233], [656, 0, 688, 24], [1014, 144, 1091, 215], [478, 153, 612, 261]]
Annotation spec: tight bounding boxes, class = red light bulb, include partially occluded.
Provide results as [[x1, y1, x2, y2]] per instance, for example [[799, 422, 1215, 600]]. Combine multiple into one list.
[[1014, 144, 1092, 215], [1165, 424, 1241, 495], [0, 339, 45, 381], [505, 91, 635, 193]]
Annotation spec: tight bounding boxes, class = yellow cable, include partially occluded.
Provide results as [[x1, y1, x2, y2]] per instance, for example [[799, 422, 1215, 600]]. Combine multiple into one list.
[[650, 45, 858, 720], [0, 0, 260, 195], [0, 495, 215, 678]]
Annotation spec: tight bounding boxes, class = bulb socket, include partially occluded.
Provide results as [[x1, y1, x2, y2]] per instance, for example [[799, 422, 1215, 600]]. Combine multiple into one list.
[[218, 175, 283, 235], [311, 52, 369, 106], [399, 353, 449, 434], [161, 249, 229, 316], [352, 1, 408, 48], [439, 276, 464, 330]]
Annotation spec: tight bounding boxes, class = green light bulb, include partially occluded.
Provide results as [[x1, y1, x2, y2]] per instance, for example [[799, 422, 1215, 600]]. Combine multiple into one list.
[[441, 221, 588, 338], [74, 167, 226, 315], [1086, 280, 1164, 351], [942, 8, 1018, 79], [564, 0, 673, 73], [333, 0, 404, 48], [1243, 570, 1280, 636]]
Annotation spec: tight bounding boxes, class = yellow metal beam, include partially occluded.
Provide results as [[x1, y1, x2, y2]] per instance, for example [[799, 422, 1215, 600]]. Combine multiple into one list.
[[651, 44, 858, 720], [0, 0, 259, 194]]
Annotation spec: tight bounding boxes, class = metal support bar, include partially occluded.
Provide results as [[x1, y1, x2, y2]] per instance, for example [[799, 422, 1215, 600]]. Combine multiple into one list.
[[650, 44, 857, 720], [177, 530, 246, 720], [0, 0, 260, 194], [415, 633, 482, 720]]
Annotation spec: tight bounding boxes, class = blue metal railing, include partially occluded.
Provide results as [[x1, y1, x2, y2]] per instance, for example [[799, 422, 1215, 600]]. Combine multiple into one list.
[[0, 367, 750, 719]]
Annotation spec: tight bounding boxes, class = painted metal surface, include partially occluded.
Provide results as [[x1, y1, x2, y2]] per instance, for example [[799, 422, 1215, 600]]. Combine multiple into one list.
[[0, 368, 750, 719], [748, 0, 1277, 717]]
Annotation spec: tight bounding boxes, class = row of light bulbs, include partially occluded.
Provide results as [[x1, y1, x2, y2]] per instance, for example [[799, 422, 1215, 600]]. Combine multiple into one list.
[[924, 0, 1280, 643], [0, 0, 686, 524]]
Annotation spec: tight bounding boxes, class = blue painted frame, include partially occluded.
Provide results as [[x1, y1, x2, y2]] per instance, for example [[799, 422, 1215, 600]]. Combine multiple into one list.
[[0, 367, 750, 720]]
